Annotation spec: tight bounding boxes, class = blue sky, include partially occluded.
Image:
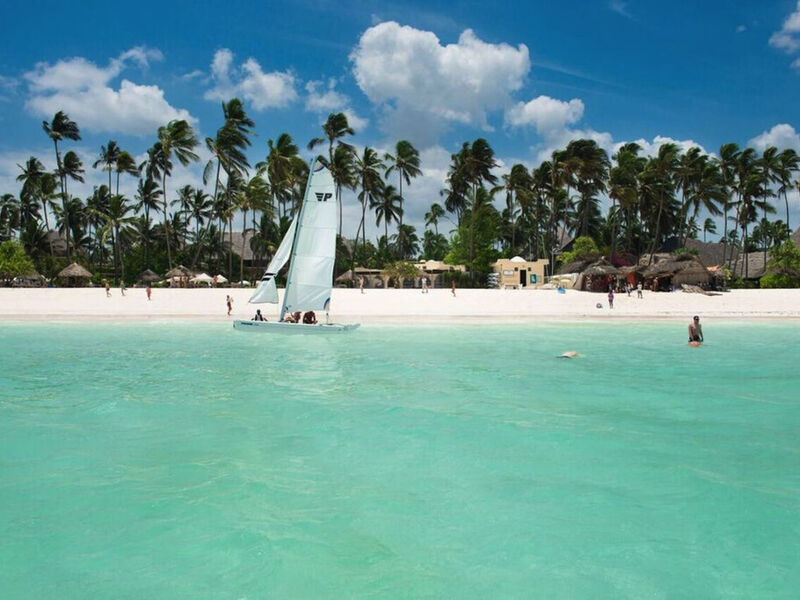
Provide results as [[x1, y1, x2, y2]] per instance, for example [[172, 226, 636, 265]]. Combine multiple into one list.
[[2, 0, 800, 235]]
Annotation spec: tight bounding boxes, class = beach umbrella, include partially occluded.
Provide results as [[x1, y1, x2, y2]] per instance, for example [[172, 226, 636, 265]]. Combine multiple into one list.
[[165, 265, 192, 279], [138, 269, 160, 283], [215, 274, 228, 284], [190, 272, 214, 284]]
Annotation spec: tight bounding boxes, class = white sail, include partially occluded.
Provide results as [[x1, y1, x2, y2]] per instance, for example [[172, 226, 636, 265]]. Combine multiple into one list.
[[248, 218, 297, 304], [280, 161, 337, 318]]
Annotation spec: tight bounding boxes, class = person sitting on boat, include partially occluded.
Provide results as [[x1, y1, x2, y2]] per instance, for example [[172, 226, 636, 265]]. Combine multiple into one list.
[[282, 312, 296, 323], [252, 309, 265, 321], [303, 311, 317, 324]]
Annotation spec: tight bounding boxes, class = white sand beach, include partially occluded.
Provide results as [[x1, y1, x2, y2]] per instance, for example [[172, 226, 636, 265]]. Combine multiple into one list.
[[1, 287, 799, 322]]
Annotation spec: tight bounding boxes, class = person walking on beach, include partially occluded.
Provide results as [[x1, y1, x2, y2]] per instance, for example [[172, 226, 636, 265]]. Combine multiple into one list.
[[358, 276, 364, 294], [226, 295, 233, 316], [146, 284, 152, 301], [104, 280, 111, 297], [607, 288, 614, 309], [451, 280, 456, 297], [688, 315, 704, 344], [637, 282, 643, 299], [120, 283, 127, 296], [421, 276, 429, 293]]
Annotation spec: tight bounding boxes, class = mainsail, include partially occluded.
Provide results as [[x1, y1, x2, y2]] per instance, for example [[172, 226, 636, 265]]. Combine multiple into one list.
[[279, 161, 337, 319], [248, 218, 297, 304]]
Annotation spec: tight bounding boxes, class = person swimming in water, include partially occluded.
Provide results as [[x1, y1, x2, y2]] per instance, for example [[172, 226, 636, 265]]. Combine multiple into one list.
[[688, 315, 703, 343]]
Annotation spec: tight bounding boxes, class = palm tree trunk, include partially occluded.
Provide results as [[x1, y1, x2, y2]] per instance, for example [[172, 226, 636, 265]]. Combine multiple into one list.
[[648, 192, 665, 265], [609, 199, 618, 261], [240, 209, 247, 283], [53, 139, 72, 261], [111, 227, 118, 285], [469, 183, 476, 286], [42, 200, 54, 257], [162, 173, 173, 270], [115, 224, 125, 284]]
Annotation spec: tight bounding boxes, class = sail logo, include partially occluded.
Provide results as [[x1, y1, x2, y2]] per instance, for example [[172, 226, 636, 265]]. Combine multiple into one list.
[[314, 192, 332, 202]]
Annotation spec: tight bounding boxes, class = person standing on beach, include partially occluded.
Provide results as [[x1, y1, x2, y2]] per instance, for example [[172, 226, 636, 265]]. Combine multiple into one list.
[[451, 280, 456, 297], [104, 280, 111, 297], [688, 315, 703, 343], [421, 276, 429, 293], [120, 283, 127, 296], [226, 295, 233, 316], [607, 288, 614, 309], [358, 276, 364, 294], [146, 284, 152, 301], [637, 282, 643, 299]]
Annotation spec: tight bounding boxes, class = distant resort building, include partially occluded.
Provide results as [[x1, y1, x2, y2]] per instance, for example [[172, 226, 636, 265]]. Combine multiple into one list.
[[491, 257, 549, 289]]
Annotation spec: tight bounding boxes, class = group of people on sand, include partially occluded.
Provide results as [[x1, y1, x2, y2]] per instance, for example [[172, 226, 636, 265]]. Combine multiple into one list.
[[104, 279, 152, 300]]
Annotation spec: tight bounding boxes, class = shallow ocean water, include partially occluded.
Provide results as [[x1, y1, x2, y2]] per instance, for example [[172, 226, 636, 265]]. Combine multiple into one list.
[[1, 321, 798, 598]]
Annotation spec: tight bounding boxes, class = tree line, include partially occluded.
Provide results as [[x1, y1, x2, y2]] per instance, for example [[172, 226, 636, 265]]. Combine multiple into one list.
[[1, 100, 799, 285]]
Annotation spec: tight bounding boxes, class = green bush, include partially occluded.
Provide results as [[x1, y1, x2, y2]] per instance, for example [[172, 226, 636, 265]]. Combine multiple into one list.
[[760, 273, 800, 288]]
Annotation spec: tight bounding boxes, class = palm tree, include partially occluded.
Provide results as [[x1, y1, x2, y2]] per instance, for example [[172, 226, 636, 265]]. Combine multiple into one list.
[[456, 139, 498, 282], [234, 174, 272, 281], [93, 141, 121, 195], [491, 164, 530, 252], [0, 194, 21, 240], [60, 151, 85, 206], [384, 140, 422, 233], [702, 217, 717, 242], [308, 112, 355, 236], [94, 194, 137, 284], [43, 111, 81, 259], [717, 143, 740, 266], [17, 157, 53, 255], [608, 143, 644, 259], [776, 149, 799, 232], [352, 147, 386, 267], [256, 133, 303, 218], [373, 184, 402, 241], [203, 99, 255, 219], [155, 119, 199, 269], [424, 203, 445, 235], [644, 143, 679, 264], [565, 139, 610, 238], [323, 144, 356, 238], [392, 224, 420, 259], [134, 178, 162, 270], [114, 151, 140, 196], [758, 146, 783, 264]]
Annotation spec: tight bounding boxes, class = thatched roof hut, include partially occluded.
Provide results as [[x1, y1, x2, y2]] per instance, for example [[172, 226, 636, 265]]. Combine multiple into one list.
[[58, 262, 92, 279], [644, 254, 710, 286], [583, 258, 620, 276], [165, 265, 192, 279], [557, 259, 593, 275], [138, 269, 160, 283]]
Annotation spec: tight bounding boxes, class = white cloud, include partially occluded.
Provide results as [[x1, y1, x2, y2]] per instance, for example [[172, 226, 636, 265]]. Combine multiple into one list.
[[770, 1, 800, 53], [305, 79, 349, 112], [617, 135, 707, 157], [736, 24, 747, 33], [204, 49, 297, 111], [180, 69, 204, 81], [609, 0, 633, 20], [304, 79, 369, 132], [505, 95, 584, 136], [748, 123, 800, 152], [23, 47, 194, 136], [350, 21, 529, 135]]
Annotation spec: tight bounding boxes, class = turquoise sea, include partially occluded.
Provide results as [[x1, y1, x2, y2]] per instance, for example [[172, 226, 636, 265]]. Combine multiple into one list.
[[1, 321, 799, 598]]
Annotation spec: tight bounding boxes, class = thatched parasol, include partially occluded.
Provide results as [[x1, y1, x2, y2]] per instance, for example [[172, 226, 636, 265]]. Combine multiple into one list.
[[138, 269, 160, 282], [165, 265, 192, 279], [58, 262, 92, 279]]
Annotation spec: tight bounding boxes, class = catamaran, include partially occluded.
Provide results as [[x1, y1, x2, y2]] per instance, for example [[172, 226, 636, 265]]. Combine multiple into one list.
[[233, 160, 359, 334]]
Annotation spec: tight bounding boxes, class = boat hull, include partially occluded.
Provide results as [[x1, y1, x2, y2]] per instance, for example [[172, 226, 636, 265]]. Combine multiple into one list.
[[233, 320, 360, 334]]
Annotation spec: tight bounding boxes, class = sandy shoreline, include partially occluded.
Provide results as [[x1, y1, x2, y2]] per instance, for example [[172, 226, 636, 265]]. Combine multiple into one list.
[[1, 288, 799, 323]]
